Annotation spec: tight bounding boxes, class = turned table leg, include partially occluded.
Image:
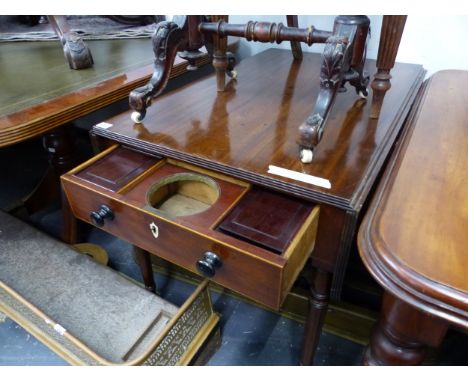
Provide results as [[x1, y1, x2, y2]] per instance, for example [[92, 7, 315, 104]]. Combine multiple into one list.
[[22, 125, 76, 215], [371, 16, 407, 119], [211, 15, 230, 92], [133, 246, 157, 293], [363, 292, 448, 365], [300, 267, 332, 365]]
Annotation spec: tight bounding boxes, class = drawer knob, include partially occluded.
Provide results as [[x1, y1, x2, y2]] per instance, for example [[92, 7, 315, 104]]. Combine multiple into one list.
[[90, 204, 114, 227], [196, 251, 222, 278]]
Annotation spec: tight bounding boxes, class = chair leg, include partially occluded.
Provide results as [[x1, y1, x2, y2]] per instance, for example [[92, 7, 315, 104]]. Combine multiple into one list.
[[287, 15, 303, 60], [47, 15, 94, 69], [370, 16, 407, 118]]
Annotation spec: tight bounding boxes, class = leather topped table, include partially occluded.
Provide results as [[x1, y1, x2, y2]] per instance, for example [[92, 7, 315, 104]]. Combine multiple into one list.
[[0, 37, 237, 214], [85, 48, 425, 364], [358, 70, 468, 365], [0, 38, 217, 147]]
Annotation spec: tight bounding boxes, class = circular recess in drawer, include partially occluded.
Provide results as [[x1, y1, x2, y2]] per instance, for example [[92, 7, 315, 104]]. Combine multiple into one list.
[[146, 173, 220, 217]]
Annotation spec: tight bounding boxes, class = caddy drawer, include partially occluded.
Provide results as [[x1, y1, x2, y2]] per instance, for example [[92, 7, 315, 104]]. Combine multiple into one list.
[[61, 145, 319, 309]]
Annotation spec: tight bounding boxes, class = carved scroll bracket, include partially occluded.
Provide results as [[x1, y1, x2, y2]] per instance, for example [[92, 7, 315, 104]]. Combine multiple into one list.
[[298, 15, 370, 163], [129, 21, 187, 123]]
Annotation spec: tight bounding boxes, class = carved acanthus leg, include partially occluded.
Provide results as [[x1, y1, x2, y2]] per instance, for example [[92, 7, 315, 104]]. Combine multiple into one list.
[[129, 20, 187, 123], [363, 292, 448, 366], [47, 16, 93, 70], [300, 267, 332, 365], [132, 246, 157, 293], [297, 36, 348, 164], [370, 16, 407, 119], [287, 15, 303, 60], [297, 15, 370, 164]]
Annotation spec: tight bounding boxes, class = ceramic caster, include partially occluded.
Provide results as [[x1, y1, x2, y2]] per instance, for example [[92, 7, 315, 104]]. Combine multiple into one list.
[[359, 89, 368, 99], [131, 111, 144, 123], [300, 148, 313, 164]]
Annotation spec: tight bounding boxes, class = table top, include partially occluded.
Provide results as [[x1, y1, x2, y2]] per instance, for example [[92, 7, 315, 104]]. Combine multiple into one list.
[[0, 38, 219, 147], [94, 48, 424, 211], [358, 70, 468, 329]]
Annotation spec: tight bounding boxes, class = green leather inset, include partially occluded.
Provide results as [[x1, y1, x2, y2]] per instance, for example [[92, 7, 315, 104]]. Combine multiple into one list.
[[0, 39, 154, 116]]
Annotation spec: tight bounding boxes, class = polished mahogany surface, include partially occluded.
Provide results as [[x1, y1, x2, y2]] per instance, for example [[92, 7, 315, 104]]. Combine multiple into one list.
[[94, 48, 424, 210], [358, 70, 468, 329]]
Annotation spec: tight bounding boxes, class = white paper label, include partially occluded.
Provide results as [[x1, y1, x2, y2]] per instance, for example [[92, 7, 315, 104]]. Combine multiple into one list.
[[95, 122, 113, 129], [53, 324, 67, 336], [267, 165, 331, 189]]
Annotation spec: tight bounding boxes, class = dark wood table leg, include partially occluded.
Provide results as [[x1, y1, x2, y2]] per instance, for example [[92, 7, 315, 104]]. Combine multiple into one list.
[[371, 15, 407, 118], [300, 267, 332, 365], [22, 125, 76, 215], [133, 246, 157, 293], [363, 292, 448, 365], [62, 189, 78, 244], [299, 204, 348, 365], [287, 15, 303, 60], [211, 15, 230, 92]]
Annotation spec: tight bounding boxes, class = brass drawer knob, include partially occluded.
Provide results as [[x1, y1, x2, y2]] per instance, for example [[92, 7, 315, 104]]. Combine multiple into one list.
[[196, 251, 222, 278], [90, 204, 114, 227]]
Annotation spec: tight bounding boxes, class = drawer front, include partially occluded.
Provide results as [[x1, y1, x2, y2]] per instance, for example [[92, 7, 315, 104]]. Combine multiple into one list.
[[63, 179, 284, 309]]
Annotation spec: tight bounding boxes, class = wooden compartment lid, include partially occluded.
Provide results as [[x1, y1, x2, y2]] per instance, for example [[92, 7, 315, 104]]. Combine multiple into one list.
[[217, 188, 313, 254]]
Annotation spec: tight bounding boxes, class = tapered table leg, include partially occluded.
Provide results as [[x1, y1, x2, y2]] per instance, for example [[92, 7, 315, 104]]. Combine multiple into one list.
[[61, 190, 78, 244], [300, 267, 332, 365], [133, 246, 157, 293]]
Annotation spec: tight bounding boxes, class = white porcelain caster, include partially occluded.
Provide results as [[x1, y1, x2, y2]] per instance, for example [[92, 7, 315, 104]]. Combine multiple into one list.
[[228, 70, 237, 79], [359, 90, 368, 99], [131, 111, 143, 123], [300, 148, 313, 164]]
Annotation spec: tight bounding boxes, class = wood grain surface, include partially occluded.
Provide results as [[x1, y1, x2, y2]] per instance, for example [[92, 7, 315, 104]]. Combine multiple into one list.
[[358, 70, 468, 329], [94, 48, 424, 210]]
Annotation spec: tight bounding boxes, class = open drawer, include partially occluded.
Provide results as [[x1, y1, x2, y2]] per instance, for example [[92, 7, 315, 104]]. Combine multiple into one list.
[[61, 145, 320, 310]]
